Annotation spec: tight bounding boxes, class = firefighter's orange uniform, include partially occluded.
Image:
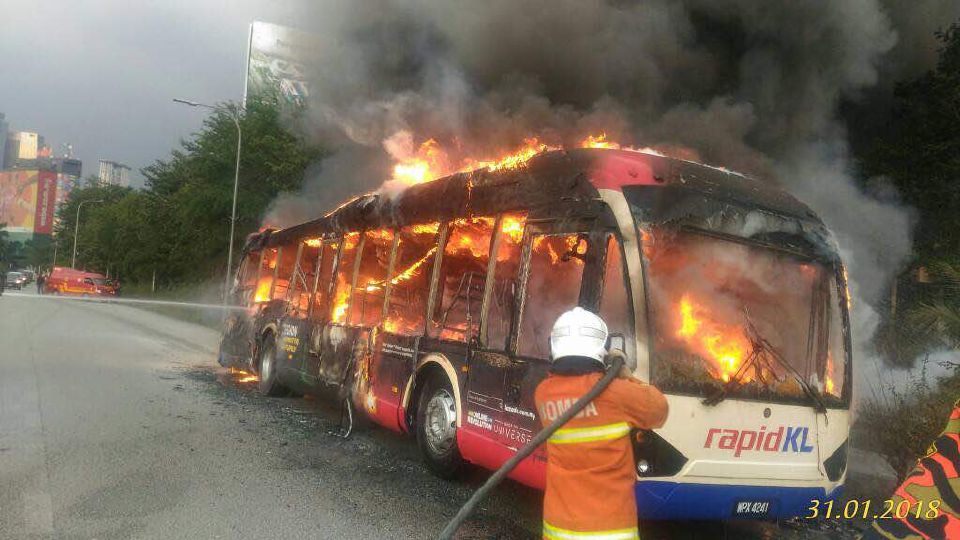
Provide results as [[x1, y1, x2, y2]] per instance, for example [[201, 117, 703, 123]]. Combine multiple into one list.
[[535, 371, 668, 540]]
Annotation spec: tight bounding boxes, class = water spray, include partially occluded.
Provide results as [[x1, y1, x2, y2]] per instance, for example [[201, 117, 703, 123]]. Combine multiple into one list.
[[1, 292, 247, 312]]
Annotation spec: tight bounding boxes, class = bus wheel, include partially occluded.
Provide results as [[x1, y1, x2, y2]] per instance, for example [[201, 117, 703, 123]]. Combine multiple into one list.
[[416, 373, 463, 479], [257, 334, 287, 397]]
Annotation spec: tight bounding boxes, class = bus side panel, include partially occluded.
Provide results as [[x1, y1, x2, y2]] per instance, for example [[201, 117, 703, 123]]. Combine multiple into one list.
[[363, 333, 420, 433], [275, 317, 317, 393], [459, 350, 547, 490], [219, 310, 254, 368], [457, 430, 546, 489]]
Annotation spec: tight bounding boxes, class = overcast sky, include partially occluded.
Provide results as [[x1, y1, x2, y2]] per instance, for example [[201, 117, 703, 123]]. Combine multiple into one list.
[[0, 1, 307, 185]]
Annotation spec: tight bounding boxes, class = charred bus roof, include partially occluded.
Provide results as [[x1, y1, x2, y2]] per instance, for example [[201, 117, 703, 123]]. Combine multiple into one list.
[[247, 148, 831, 257]]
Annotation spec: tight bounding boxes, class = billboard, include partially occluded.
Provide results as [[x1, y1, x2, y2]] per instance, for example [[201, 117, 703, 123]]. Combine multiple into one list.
[[0, 170, 58, 235], [245, 21, 319, 107], [0, 170, 39, 233], [34, 171, 58, 234]]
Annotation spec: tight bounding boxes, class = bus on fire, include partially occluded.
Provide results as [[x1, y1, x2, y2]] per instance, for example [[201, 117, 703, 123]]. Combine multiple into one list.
[[218, 147, 851, 520]]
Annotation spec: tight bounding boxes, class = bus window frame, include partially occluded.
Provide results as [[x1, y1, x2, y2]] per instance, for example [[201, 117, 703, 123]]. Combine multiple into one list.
[[306, 238, 331, 320], [284, 241, 306, 313], [597, 230, 637, 368], [424, 223, 451, 338], [508, 218, 598, 361], [477, 214, 507, 349], [380, 232, 402, 325], [381, 223, 446, 337], [255, 249, 266, 287], [269, 246, 282, 300], [346, 230, 399, 329]]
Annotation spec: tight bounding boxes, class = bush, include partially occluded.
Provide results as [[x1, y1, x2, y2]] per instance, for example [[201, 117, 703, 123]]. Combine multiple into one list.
[[855, 358, 960, 482]]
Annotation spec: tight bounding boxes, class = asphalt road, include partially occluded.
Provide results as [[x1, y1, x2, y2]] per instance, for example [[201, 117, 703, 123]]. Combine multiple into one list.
[[0, 288, 859, 539]]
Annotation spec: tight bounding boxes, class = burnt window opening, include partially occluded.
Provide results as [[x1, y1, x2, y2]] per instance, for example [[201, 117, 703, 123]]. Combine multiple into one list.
[[330, 232, 360, 324], [271, 244, 299, 301], [517, 233, 588, 360], [237, 251, 260, 306], [644, 227, 849, 406], [431, 218, 495, 342], [286, 241, 320, 318], [252, 247, 278, 304], [349, 230, 395, 327], [310, 240, 339, 321], [384, 223, 440, 336]]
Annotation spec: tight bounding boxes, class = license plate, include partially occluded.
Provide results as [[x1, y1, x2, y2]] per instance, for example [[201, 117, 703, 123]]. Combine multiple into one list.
[[732, 500, 773, 517]]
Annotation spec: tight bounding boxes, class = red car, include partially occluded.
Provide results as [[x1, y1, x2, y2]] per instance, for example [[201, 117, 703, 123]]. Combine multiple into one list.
[[45, 267, 118, 296]]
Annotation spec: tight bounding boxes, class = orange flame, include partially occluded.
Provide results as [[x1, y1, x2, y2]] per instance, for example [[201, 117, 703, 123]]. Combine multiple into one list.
[[411, 222, 441, 235], [676, 294, 751, 382], [365, 246, 438, 292], [391, 139, 446, 187], [229, 367, 259, 383], [462, 138, 558, 172], [581, 133, 621, 149], [384, 132, 723, 192], [825, 352, 836, 395], [389, 138, 561, 189], [331, 276, 350, 323], [253, 276, 273, 303]]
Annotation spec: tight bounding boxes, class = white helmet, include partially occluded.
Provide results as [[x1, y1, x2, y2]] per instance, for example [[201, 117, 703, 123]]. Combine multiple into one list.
[[550, 307, 609, 364]]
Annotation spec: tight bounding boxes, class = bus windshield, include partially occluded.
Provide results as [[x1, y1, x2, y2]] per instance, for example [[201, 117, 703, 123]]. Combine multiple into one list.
[[643, 227, 847, 407]]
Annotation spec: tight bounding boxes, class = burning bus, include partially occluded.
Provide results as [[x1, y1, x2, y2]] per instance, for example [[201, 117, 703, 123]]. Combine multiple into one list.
[[218, 146, 851, 520]]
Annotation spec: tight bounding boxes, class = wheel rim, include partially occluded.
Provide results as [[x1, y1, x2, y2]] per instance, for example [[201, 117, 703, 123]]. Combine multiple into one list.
[[424, 388, 457, 455], [260, 344, 273, 383]]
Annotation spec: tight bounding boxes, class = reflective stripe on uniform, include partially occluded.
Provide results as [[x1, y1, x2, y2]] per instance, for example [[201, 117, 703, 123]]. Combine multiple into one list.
[[543, 521, 639, 540], [547, 422, 631, 445]]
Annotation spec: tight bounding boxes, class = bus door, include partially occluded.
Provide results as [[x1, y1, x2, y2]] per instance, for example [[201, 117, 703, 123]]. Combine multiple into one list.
[[317, 232, 364, 386], [460, 218, 600, 486], [301, 238, 338, 382], [276, 239, 321, 387], [220, 251, 261, 366], [505, 222, 601, 436]]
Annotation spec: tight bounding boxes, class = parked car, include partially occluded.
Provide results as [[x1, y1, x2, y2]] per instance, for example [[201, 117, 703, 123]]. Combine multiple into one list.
[[4, 271, 26, 290]]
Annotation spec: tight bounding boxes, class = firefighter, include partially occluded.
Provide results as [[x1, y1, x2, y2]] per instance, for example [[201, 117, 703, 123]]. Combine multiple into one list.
[[534, 307, 669, 540]]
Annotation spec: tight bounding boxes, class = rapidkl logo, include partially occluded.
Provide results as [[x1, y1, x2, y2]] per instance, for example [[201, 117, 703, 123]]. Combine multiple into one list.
[[704, 426, 815, 457]]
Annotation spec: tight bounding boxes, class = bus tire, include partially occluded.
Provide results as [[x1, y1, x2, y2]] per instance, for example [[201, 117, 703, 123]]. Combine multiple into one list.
[[257, 334, 287, 397], [416, 372, 463, 479]]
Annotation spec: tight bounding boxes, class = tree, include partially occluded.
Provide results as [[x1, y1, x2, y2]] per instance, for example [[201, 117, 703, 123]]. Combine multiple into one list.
[[61, 97, 323, 287], [864, 22, 960, 262], [22, 235, 54, 272], [0, 225, 9, 271]]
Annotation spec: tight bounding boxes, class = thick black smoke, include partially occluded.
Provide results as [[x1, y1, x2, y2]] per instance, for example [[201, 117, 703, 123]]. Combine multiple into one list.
[[264, 0, 958, 374]]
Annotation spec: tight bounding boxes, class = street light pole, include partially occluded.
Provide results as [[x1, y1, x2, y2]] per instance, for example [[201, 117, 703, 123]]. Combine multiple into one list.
[[72, 199, 103, 268], [173, 98, 242, 305]]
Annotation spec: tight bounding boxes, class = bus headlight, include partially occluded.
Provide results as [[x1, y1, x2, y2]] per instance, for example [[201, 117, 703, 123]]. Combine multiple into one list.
[[632, 430, 688, 477]]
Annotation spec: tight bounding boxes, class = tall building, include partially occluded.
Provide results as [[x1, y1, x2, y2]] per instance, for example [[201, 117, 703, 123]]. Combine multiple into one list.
[[52, 157, 82, 221], [98, 160, 131, 187], [3, 131, 40, 169], [0, 113, 8, 170]]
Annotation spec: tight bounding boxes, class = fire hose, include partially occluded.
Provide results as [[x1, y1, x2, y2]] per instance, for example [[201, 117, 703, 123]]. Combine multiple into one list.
[[438, 352, 627, 540]]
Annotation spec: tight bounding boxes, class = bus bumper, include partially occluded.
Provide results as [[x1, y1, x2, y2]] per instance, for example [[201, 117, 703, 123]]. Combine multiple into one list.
[[635, 480, 842, 520]]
